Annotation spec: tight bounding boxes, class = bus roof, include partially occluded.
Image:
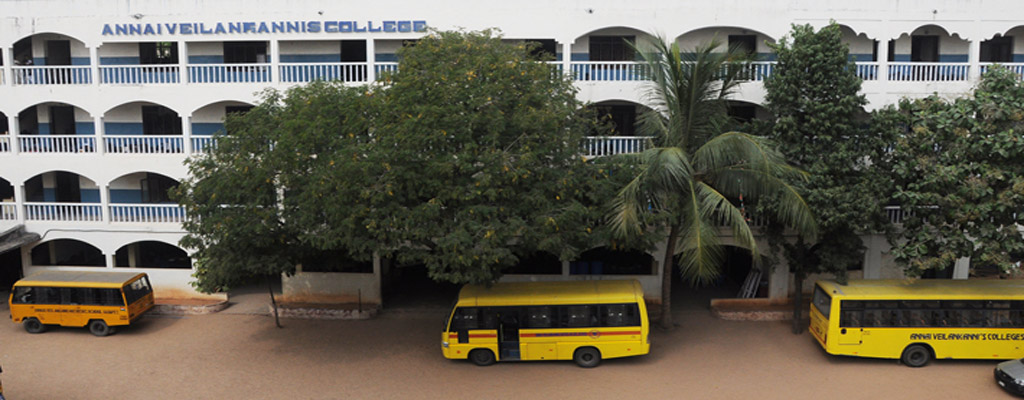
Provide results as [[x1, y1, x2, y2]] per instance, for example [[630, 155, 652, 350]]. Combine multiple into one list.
[[817, 279, 1024, 299], [457, 280, 642, 307], [14, 271, 147, 288]]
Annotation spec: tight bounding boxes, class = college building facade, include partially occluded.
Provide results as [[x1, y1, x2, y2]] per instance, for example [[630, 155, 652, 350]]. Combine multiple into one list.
[[0, 0, 1016, 305]]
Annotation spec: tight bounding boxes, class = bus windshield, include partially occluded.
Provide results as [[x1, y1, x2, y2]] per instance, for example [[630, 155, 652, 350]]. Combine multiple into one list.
[[813, 286, 831, 319], [123, 276, 153, 305]]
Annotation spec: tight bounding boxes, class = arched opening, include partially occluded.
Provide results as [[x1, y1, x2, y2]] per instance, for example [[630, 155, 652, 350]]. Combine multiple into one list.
[[726, 100, 769, 126], [675, 27, 776, 59], [0, 176, 14, 220], [504, 251, 562, 275], [672, 245, 763, 298], [104, 101, 184, 153], [888, 25, 969, 81], [1, 111, 9, 152], [17, 102, 94, 153], [11, 33, 92, 85], [30, 239, 104, 266], [571, 247, 654, 275], [571, 27, 654, 81], [109, 172, 180, 204], [114, 241, 190, 269]]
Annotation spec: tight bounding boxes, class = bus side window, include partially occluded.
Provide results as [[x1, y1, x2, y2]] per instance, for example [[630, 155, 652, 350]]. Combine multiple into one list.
[[526, 306, 553, 328], [60, 288, 84, 305], [563, 305, 594, 328], [840, 311, 862, 327], [102, 289, 122, 306], [452, 307, 479, 331], [601, 304, 636, 327], [36, 287, 59, 305], [480, 308, 499, 330], [12, 287, 34, 304]]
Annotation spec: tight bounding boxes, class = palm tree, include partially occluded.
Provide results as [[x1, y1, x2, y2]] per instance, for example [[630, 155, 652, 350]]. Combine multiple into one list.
[[609, 36, 817, 330]]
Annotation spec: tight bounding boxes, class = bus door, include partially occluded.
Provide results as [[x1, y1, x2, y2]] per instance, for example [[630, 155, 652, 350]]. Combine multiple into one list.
[[838, 303, 863, 345], [498, 311, 521, 361]]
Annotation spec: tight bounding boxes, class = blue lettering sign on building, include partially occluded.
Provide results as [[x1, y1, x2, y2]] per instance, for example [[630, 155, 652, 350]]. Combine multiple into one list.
[[102, 20, 428, 36]]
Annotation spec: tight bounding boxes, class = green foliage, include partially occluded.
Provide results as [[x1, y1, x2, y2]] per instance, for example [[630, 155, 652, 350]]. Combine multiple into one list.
[[370, 29, 629, 284], [885, 66, 1024, 276], [174, 82, 378, 292], [761, 23, 892, 280], [610, 35, 817, 287]]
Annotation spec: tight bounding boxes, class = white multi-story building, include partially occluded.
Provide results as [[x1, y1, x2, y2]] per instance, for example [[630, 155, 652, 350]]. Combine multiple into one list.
[[0, 0, 1013, 305]]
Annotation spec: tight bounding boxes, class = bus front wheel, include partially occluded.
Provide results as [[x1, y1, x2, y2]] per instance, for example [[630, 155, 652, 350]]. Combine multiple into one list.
[[574, 347, 602, 368], [88, 320, 114, 337], [23, 318, 46, 334], [468, 349, 496, 366], [901, 344, 932, 367]]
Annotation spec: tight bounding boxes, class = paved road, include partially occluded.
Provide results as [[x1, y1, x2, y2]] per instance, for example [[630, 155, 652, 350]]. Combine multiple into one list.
[[0, 297, 1011, 399]]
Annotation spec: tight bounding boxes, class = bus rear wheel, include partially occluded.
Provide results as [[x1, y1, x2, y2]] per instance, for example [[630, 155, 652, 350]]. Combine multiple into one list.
[[88, 320, 115, 337], [23, 318, 46, 334], [901, 344, 932, 367], [469, 349, 496, 366], [574, 347, 601, 368]]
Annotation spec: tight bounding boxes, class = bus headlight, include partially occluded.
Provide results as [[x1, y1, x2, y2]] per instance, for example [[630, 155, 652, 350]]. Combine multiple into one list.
[[442, 341, 449, 348]]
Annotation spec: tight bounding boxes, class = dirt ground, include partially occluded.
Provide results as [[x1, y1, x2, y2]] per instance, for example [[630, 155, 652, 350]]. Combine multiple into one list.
[[0, 294, 1012, 400]]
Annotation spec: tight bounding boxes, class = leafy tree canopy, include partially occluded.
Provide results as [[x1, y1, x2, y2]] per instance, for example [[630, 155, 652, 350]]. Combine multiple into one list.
[[761, 22, 893, 283], [884, 66, 1024, 276]]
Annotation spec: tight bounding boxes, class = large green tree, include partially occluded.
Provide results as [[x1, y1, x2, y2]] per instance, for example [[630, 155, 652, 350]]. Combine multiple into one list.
[[884, 67, 1024, 276], [174, 81, 379, 294], [761, 23, 893, 333], [610, 36, 817, 330], [364, 29, 622, 284]]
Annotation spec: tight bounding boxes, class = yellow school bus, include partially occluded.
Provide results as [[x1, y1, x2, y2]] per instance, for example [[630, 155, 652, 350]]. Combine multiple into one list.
[[9, 271, 155, 336], [810, 279, 1024, 367], [442, 279, 650, 368]]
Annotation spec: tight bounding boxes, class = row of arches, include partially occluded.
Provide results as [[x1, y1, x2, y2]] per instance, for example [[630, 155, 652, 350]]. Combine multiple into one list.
[[27, 239, 190, 269], [0, 100, 253, 132], [0, 171, 178, 203]]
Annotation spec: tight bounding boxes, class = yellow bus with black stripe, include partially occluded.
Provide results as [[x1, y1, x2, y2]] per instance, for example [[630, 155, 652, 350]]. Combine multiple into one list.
[[810, 279, 1024, 367], [9, 271, 155, 337], [442, 279, 650, 367]]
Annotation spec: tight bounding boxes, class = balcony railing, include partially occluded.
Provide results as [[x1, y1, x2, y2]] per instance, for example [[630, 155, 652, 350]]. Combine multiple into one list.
[[191, 137, 218, 154], [100, 65, 180, 84], [375, 62, 399, 77], [1, 203, 16, 220], [0, 136, 10, 153], [110, 204, 186, 223], [188, 63, 271, 83], [280, 63, 369, 83], [24, 203, 102, 222], [104, 135, 184, 154], [888, 62, 970, 82], [571, 62, 650, 82], [18, 135, 96, 153], [856, 62, 879, 81], [584, 136, 653, 157], [11, 66, 92, 85], [979, 63, 1024, 77]]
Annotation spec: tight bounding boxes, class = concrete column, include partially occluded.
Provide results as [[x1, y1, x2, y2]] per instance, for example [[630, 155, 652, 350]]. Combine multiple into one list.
[[269, 39, 280, 84], [93, 115, 104, 154], [953, 257, 971, 279], [562, 41, 572, 79], [99, 184, 110, 223], [968, 39, 982, 81], [862, 234, 885, 279], [768, 252, 790, 300], [2, 46, 12, 86], [127, 244, 138, 268], [366, 39, 376, 82], [14, 184, 26, 223], [562, 260, 570, 276], [178, 41, 188, 84], [8, 113, 19, 153], [89, 46, 100, 85], [105, 253, 115, 269], [878, 39, 890, 83], [182, 114, 192, 154]]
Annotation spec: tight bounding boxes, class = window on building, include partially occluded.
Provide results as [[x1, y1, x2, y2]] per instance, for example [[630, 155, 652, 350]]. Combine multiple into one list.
[[224, 41, 268, 64], [589, 36, 635, 61], [981, 36, 1014, 62], [49, 106, 76, 135], [911, 35, 939, 62], [525, 39, 557, 60], [142, 106, 182, 136], [728, 35, 758, 56], [139, 42, 179, 64], [595, 104, 638, 136], [340, 40, 367, 62]]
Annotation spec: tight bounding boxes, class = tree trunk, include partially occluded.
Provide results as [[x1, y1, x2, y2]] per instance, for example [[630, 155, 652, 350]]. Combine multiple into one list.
[[268, 276, 282, 328], [791, 269, 804, 334], [659, 224, 680, 330]]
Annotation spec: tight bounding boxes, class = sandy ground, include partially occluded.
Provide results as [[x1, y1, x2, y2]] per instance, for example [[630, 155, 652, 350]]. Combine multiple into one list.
[[0, 292, 1012, 400]]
